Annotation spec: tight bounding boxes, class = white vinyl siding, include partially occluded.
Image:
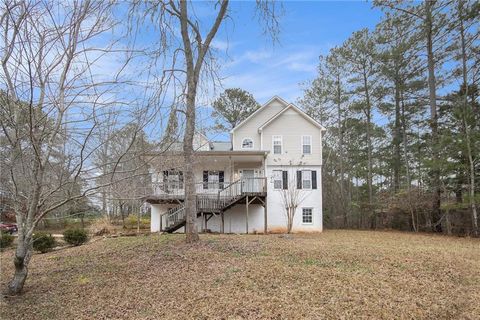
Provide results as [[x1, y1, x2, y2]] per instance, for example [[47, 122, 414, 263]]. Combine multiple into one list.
[[273, 135, 282, 154], [302, 135, 312, 155], [262, 109, 322, 166]]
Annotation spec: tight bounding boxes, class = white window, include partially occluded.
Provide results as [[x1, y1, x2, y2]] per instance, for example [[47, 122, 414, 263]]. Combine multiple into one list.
[[203, 170, 224, 189], [242, 138, 253, 149], [273, 170, 283, 190], [302, 135, 312, 155], [273, 135, 282, 154], [302, 170, 312, 189], [163, 170, 183, 190], [208, 171, 220, 189], [302, 208, 313, 224]]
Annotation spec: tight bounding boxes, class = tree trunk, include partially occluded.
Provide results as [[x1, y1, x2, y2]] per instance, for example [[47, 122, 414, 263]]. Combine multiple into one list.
[[393, 66, 402, 191], [362, 68, 374, 228], [425, 0, 442, 232], [336, 74, 347, 227], [8, 234, 32, 295], [178, 0, 228, 243]]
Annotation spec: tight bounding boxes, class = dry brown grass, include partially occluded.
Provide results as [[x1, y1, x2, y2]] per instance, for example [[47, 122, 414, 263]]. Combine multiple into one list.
[[1, 230, 479, 319]]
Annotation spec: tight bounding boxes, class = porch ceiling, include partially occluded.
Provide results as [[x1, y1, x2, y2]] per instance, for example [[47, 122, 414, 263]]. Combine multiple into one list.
[[196, 151, 267, 163]]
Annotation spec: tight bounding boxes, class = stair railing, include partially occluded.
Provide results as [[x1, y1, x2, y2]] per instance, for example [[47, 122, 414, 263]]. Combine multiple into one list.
[[165, 205, 186, 228], [217, 179, 242, 205]]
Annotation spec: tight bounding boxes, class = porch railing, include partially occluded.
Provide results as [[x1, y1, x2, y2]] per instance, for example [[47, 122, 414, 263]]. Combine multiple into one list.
[[162, 177, 267, 231], [153, 181, 230, 197]]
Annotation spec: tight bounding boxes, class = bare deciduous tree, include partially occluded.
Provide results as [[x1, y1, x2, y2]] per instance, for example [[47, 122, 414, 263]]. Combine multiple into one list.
[[277, 164, 309, 233], [0, 0, 144, 295], [130, 0, 281, 243]]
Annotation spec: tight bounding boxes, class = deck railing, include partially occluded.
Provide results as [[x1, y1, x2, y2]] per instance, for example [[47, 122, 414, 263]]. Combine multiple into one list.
[[153, 181, 230, 197], [162, 177, 267, 231]]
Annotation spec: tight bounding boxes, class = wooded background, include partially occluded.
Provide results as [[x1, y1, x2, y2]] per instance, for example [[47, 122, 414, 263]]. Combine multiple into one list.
[[300, 0, 479, 236]]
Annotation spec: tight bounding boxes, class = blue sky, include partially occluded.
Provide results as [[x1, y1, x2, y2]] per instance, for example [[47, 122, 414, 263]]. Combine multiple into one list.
[[213, 1, 383, 104], [101, 1, 386, 141], [192, 1, 384, 140]]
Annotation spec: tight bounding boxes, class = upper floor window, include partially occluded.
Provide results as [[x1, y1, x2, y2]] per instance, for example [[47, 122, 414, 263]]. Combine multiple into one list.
[[297, 170, 317, 190], [302, 135, 312, 155], [242, 138, 253, 149], [273, 170, 283, 189], [302, 170, 312, 189], [163, 170, 184, 190], [273, 135, 282, 154], [203, 170, 224, 189]]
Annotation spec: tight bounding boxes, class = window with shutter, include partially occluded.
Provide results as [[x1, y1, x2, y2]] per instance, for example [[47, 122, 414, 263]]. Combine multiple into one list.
[[302, 170, 312, 189], [273, 170, 282, 190]]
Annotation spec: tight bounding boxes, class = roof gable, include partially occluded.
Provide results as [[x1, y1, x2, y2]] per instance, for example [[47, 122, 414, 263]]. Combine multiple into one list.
[[258, 103, 327, 132], [230, 96, 289, 133]]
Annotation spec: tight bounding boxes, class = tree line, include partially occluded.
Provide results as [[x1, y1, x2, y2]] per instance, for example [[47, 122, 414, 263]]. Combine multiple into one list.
[[300, 0, 479, 236]]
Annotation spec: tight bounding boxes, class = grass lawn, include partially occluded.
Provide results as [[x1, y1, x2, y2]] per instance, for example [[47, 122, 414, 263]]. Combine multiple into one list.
[[1, 230, 479, 319]]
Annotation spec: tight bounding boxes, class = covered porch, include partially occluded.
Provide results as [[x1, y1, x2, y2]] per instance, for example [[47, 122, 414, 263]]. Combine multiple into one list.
[[145, 150, 269, 234]]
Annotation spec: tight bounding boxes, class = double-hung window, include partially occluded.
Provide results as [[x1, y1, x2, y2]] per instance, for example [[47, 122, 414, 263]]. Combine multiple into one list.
[[302, 170, 312, 189], [302, 135, 312, 155], [163, 170, 183, 190], [203, 170, 224, 189], [273, 135, 282, 154], [297, 170, 317, 190], [273, 170, 283, 190], [302, 208, 313, 224]]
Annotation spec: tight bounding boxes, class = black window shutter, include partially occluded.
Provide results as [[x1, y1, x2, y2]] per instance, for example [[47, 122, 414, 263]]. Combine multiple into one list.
[[219, 171, 224, 188], [297, 171, 302, 189], [163, 171, 168, 182], [179, 171, 184, 185], [282, 171, 288, 190], [312, 170, 317, 189], [203, 171, 208, 189]]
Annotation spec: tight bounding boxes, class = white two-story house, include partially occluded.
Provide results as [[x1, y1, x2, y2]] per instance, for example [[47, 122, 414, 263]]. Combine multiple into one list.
[[145, 96, 325, 233]]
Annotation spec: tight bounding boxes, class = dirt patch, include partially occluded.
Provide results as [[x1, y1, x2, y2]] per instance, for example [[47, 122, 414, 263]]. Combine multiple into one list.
[[1, 230, 479, 319]]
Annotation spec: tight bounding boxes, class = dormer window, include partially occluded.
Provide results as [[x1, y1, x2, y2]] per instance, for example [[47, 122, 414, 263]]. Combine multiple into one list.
[[242, 138, 253, 149]]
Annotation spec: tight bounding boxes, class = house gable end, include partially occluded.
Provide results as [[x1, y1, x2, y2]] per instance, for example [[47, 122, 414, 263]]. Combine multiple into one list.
[[258, 103, 326, 132], [230, 96, 289, 133]]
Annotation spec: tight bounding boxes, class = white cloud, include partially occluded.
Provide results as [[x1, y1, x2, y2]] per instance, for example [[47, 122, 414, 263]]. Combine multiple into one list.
[[218, 44, 327, 103]]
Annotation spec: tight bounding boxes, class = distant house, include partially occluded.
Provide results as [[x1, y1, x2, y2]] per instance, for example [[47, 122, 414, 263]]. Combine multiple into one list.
[[144, 96, 325, 233]]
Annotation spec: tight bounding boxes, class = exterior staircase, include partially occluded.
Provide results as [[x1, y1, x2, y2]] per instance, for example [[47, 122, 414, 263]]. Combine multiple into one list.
[[162, 178, 266, 233]]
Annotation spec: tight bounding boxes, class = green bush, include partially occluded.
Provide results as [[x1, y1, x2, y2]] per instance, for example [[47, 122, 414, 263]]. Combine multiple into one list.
[[125, 214, 150, 229], [32, 232, 56, 253], [0, 232, 14, 249], [63, 228, 88, 246]]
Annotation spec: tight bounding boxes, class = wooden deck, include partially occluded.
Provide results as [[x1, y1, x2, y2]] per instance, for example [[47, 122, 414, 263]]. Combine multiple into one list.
[[155, 178, 268, 233]]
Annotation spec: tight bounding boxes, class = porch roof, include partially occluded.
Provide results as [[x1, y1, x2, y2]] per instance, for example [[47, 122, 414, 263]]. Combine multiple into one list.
[[146, 150, 268, 157]]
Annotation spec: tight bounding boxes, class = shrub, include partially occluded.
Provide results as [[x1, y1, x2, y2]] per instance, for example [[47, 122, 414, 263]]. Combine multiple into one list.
[[89, 217, 115, 236], [0, 232, 14, 249], [63, 228, 88, 246], [32, 232, 56, 253], [125, 214, 151, 229]]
